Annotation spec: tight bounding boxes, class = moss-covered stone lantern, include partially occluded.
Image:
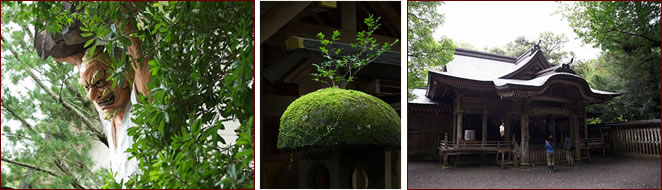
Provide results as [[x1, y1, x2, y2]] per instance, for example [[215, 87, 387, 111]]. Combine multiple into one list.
[[278, 87, 400, 188]]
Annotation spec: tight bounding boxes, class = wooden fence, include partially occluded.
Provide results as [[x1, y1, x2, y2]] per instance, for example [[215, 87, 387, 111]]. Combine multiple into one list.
[[527, 146, 570, 165], [609, 127, 661, 158], [591, 119, 661, 158]]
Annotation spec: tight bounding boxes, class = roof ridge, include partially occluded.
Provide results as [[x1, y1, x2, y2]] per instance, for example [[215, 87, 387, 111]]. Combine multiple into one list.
[[516, 41, 543, 64], [454, 48, 517, 63]]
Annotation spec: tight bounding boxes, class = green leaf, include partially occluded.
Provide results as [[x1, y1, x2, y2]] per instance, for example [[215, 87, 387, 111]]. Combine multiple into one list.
[[233, 149, 252, 159], [191, 118, 202, 136], [152, 23, 163, 35], [81, 32, 93, 37], [84, 38, 95, 48], [88, 45, 97, 57]]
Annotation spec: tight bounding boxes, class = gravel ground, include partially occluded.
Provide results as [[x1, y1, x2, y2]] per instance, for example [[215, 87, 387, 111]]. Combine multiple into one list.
[[408, 156, 661, 189]]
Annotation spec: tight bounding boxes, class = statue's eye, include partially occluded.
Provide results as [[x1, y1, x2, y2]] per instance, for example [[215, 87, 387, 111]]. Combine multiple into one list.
[[88, 70, 108, 89], [93, 79, 107, 88]]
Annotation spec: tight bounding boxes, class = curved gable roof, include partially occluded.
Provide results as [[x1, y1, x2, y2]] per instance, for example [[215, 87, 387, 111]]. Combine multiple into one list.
[[498, 48, 552, 79], [494, 72, 619, 102], [422, 46, 619, 103]]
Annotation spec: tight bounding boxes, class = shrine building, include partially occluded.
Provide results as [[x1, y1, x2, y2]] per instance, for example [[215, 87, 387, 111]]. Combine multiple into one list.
[[408, 45, 619, 166]]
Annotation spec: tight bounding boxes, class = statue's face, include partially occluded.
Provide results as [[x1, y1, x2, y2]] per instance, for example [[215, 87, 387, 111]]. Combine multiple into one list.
[[80, 61, 130, 119]]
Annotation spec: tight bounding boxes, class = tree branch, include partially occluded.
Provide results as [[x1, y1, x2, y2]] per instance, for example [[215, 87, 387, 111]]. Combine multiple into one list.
[[1, 157, 58, 178], [1, 34, 108, 147], [54, 159, 86, 189], [1, 157, 85, 189], [0, 101, 37, 134], [1, 102, 87, 189], [608, 28, 661, 45], [19, 24, 34, 42]]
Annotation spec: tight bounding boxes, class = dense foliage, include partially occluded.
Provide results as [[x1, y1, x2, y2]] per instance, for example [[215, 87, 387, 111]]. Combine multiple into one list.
[[562, 1, 661, 122], [313, 15, 398, 89], [278, 88, 400, 150], [485, 32, 576, 65], [2, 2, 107, 188], [407, 1, 455, 92], [3, 1, 254, 189]]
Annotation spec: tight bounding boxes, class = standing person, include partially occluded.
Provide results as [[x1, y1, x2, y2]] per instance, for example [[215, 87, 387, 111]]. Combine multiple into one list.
[[564, 135, 574, 166], [545, 135, 556, 173]]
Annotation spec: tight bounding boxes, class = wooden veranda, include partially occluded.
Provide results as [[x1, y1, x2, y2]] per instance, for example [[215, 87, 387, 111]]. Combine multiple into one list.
[[438, 133, 521, 168]]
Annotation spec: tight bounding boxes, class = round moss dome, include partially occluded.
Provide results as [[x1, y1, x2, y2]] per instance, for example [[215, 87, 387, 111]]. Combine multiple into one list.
[[277, 87, 400, 150]]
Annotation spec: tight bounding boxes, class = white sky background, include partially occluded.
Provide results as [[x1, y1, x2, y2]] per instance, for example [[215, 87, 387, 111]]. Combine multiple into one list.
[[435, 1, 602, 61]]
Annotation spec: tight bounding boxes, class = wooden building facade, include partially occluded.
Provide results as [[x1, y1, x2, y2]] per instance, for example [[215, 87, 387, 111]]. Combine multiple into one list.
[[409, 46, 619, 166]]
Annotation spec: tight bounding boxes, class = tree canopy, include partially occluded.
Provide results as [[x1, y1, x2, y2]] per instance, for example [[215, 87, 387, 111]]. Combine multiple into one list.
[[407, 1, 454, 92], [2, 1, 254, 189], [562, 1, 661, 122], [485, 31, 576, 65]]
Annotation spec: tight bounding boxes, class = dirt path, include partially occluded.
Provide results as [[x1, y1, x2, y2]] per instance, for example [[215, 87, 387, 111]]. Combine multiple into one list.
[[408, 156, 661, 189]]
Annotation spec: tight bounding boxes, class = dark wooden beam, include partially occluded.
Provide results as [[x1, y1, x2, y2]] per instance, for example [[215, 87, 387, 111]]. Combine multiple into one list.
[[279, 21, 401, 50], [341, 2, 357, 32], [367, 2, 400, 36], [261, 2, 311, 44]]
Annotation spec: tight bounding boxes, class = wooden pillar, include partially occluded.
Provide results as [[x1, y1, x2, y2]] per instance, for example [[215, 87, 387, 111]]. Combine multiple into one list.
[[384, 151, 391, 189], [521, 113, 530, 164], [550, 116, 557, 144], [482, 109, 488, 145], [504, 112, 511, 142], [455, 99, 464, 144], [457, 112, 463, 143], [571, 115, 581, 160], [582, 116, 588, 141], [451, 113, 457, 142]]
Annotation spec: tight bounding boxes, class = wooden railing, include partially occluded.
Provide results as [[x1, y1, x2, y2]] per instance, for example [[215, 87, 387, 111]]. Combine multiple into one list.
[[526, 146, 570, 165], [581, 135, 609, 161], [438, 133, 516, 168], [610, 127, 661, 158]]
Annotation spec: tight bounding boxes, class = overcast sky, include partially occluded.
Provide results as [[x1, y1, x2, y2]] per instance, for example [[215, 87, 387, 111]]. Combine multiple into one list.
[[434, 1, 602, 61]]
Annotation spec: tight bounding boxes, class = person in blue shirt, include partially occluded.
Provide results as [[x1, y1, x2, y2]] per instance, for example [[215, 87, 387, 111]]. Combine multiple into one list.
[[545, 135, 556, 173]]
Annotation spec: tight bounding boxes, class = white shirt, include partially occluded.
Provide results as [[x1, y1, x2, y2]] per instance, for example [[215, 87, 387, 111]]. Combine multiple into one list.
[[98, 83, 140, 183]]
